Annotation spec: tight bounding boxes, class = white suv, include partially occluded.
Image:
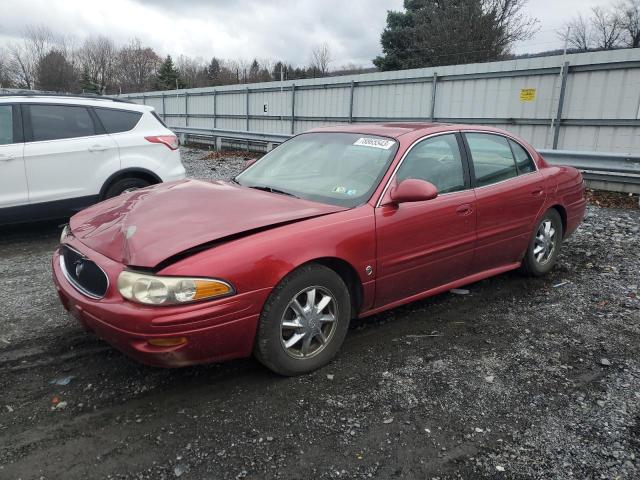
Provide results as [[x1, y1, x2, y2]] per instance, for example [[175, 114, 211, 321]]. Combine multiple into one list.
[[0, 94, 186, 224]]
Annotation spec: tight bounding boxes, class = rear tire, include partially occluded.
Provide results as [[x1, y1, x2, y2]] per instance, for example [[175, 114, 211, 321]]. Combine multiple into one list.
[[104, 178, 151, 199], [521, 209, 563, 277], [254, 264, 351, 376]]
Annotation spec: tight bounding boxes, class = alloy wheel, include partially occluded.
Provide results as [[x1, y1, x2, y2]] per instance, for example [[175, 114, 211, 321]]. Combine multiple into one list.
[[533, 220, 557, 264], [280, 286, 338, 359]]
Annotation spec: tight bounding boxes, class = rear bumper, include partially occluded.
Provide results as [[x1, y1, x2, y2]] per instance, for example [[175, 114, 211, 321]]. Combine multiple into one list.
[[162, 163, 187, 182], [566, 198, 587, 238], [52, 242, 268, 367]]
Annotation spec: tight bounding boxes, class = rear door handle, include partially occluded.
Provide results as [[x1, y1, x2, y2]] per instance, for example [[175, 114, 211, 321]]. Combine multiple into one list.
[[531, 187, 544, 196], [456, 204, 473, 216], [88, 145, 108, 152]]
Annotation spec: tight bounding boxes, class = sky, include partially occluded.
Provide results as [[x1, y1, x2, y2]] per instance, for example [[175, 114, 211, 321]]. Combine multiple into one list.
[[0, 0, 611, 67]]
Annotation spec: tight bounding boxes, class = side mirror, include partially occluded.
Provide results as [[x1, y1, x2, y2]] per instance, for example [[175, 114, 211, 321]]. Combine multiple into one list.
[[243, 158, 257, 170], [388, 179, 438, 204]]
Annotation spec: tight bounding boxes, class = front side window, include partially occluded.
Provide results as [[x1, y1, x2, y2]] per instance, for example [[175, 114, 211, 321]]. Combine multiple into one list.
[[396, 134, 466, 194], [0, 105, 13, 145], [29, 105, 96, 142], [465, 133, 518, 187], [236, 132, 398, 207]]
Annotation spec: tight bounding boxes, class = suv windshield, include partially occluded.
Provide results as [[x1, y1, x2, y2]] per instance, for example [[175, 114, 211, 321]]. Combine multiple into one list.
[[236, 132, 398, 207]]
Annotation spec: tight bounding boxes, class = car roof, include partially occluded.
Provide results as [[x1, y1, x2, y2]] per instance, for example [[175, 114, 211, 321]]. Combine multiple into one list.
[[306, 122, 510, 140], [0, 94, 152, 112]]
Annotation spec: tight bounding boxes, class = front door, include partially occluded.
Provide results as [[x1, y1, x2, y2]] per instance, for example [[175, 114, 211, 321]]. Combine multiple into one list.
[[375, 133, 476, 307], [0, 104, 27, 210]]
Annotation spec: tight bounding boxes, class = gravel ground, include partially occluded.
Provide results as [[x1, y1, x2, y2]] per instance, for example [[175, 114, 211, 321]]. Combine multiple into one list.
[[0, 146, 638, 479]]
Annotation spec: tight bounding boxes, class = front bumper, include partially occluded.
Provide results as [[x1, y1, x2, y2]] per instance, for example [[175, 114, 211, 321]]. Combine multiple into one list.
[[52, 240, 269, 367]]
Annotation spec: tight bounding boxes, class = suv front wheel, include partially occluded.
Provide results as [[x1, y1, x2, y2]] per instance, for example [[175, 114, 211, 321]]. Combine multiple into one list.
[[104, 178, 151, 199]]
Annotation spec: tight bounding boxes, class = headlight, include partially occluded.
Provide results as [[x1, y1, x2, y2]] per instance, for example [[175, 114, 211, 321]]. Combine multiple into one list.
[[60, 224, 71, 243], [117, 270, 234, 305]]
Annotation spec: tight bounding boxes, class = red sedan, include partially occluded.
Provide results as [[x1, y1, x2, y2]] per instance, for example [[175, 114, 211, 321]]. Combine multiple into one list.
[[53, 123, 586, 375]]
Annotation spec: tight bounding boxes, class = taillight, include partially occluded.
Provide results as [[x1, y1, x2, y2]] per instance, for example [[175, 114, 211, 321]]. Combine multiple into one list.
[[145, 135, 179, 150]]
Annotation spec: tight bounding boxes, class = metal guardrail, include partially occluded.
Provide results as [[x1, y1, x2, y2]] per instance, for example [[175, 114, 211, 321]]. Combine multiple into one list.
[[173, 126, 640, 193], [538, 149, 640, 193], [173, 126, 290, 151], [538, 149, 640, 175]]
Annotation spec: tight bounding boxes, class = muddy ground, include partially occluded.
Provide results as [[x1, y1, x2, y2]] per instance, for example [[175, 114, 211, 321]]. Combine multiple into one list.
[[0, 147, 639, 479]]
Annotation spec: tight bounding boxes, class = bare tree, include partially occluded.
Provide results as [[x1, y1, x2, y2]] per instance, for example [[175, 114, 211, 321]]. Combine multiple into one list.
[[176, 54, 208, 88], [78, 36, 117, 94], [310, 42, 332, 77], [591, 6, 624, 49], [0, 48, 14, 88], [6, 24, 58, 89], [559, 14, 593, 51], [617, 0, 640, 47], [117, 38, 161, 93], [483, 0, 540, 52]]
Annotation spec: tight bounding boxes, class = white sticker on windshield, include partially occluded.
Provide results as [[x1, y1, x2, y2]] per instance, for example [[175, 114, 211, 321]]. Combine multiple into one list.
[[353, 137, 395, 150]]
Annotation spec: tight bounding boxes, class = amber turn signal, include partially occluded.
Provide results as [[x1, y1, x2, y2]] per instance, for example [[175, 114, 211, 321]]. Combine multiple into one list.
[[147, 337, 187, 347]]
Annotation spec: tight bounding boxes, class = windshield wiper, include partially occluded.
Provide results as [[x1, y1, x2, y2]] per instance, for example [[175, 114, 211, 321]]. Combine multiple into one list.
[[247, 185, 300, 199]]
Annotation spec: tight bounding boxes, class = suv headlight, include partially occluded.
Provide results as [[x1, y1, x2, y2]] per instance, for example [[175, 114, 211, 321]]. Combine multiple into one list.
[[60, 224, 71, 243], [117, 270, 234, 305]]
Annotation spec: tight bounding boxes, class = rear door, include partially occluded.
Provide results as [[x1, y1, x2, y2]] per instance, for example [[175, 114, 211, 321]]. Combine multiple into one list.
[[22, 103, 119, 206], [375, 133, 476, 307], [0, 104, 27, 210], [463, 132, 546, 273]]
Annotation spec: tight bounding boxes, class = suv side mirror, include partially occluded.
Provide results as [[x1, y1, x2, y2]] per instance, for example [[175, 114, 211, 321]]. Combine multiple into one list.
[[388, 179, 438, 204]]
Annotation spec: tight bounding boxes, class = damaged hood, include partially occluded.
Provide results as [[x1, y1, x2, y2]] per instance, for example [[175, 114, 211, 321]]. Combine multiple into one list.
[[70, 179, 346, 267]]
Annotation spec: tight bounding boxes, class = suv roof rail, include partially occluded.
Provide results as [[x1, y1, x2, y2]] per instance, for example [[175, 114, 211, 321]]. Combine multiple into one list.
[[0, 92, 135, 104]]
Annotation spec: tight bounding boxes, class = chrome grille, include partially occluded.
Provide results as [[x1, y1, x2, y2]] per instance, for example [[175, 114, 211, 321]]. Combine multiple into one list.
[[59, 245, 109, 299]]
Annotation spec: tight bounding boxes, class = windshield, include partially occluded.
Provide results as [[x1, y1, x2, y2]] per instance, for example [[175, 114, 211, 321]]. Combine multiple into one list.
[[235, 132, 399, 207]]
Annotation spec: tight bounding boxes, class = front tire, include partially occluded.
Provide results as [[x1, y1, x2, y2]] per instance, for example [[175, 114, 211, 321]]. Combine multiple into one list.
[[254, 264, 351, 376], [104, 177, 151, 199], [521, 209, 563, 276]]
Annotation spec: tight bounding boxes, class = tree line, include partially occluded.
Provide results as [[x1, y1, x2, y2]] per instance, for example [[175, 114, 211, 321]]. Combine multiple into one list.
[[0, 26, 361, 94], [1, 1, 639, 94], [372, 0, 639, 71]]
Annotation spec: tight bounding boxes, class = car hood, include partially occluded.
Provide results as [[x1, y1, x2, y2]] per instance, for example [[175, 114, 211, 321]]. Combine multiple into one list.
[[69, 179, 346, 267]]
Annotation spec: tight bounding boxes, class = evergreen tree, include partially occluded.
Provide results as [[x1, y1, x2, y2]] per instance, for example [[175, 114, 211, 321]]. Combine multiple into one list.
[[80, 66, 100, 94], [373, 0, 536, 70], [206, 57, 221, 84], [248, 59, 260, 82], [154, 55, 184, 90], [271, 61, 285, 81]]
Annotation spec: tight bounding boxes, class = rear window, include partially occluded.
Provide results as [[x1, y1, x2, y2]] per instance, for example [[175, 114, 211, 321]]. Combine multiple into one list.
[[29, 105, 96, 141], [95, 108, 142, 134]]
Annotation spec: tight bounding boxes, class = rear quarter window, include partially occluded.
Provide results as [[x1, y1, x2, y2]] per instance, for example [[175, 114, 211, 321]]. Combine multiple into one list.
[[509, 140, 536, 174], [95, 108, 142, 134]]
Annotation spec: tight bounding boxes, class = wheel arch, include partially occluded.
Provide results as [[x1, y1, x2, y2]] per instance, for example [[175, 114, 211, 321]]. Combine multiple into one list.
[[99, 168, 162, 200], [297, 257, 364, 318], [548, 204, 568, 237]]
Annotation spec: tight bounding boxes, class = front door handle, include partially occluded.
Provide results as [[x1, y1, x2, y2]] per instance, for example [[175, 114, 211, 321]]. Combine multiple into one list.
[[531, 187, 544, 196], [0, 154, 15, 161], [456, 204, 473, 216], [88, 145, 108, 152]]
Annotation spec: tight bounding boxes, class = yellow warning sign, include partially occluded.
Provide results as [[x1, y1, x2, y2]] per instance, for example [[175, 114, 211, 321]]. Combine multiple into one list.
[[520, 88, 536, 102]]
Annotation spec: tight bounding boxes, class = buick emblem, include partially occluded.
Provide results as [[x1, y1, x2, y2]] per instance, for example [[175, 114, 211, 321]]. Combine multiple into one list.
[[74, 259, 85, 277]]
